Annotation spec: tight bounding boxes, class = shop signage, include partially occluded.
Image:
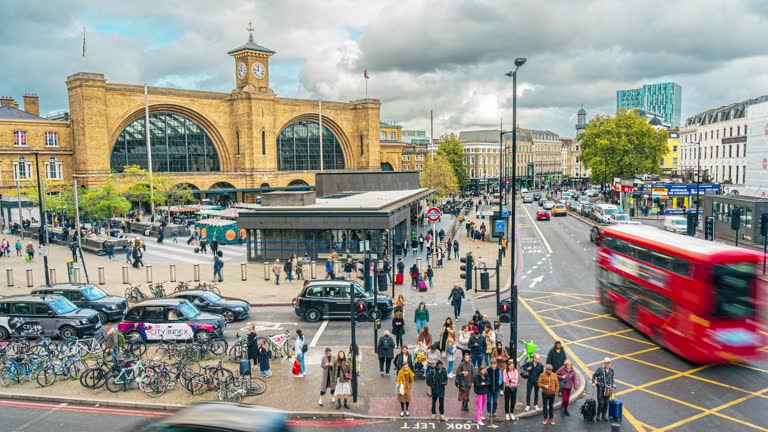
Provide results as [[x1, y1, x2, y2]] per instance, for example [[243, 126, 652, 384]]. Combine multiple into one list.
[[426, 207, 442, 222], [721, 136, 747, 144]]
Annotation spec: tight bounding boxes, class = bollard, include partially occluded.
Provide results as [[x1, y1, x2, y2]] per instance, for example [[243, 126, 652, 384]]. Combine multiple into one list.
[[98, 266, 105, 285], [310, 261, 317, 279], [49, 268, 57, 285], [26, 268, 33, 287], [169, 264, 176, 282], [193, 264, 200, 282], [241, 263, 247, 281], [74, 266, 81, 283], [263, 262, 271, 281], [416, 257, 422, 273], [6, 268, 13, 287], [611, 422, 621, 432], [122, 265, 129, 284], [146, 265, 153, 283], [333, 260, 341, 277]]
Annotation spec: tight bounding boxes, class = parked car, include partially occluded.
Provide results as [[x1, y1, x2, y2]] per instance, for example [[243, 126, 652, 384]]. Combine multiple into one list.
[[552, 204, 567, 217], [664, 216, 688, 234], [607, 213, 632, 224], [523, 194, 533, 203], [536, 210, 551, 221], [592, 204, 620, 223], [581, 203, 595, 217], [0, 295, 101, 340], [129, 402, 292, 432], [585, 189, 599, 197], [119, 298, 226, 342], [32, 283, 127, 324], [542, 200, 555, 210], [293, 280, 394, 323], [166, 290, 250, 323]]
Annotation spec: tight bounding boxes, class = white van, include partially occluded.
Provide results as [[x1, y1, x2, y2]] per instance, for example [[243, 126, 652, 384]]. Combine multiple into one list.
[[520, 188, 529, 195], [664, 216, 688, 234], [592, 204, 619, 223]]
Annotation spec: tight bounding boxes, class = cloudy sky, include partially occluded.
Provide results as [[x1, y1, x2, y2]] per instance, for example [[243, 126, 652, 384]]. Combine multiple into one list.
[[2, 0, 767, 138]]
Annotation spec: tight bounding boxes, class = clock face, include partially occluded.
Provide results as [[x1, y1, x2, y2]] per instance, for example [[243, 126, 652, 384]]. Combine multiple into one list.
[[237, 63, 246, 79], [252, 62, 266, 79]]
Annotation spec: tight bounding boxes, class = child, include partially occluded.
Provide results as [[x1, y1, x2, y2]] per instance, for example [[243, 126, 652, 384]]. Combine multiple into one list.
[[257, 338, 272, 377], [446, 337, 456, 378]]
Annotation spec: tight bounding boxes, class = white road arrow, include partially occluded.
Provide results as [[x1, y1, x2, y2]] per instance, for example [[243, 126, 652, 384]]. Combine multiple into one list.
[[486, 424, 499, 429], [528, 275, 544, 289]]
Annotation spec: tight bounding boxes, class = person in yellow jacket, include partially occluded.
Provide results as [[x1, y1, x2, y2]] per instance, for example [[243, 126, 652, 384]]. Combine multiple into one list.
[[538, 364, 560, 425], [396, 363, 415, 417]]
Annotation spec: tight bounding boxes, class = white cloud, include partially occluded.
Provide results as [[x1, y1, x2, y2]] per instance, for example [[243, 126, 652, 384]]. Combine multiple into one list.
[[0, 0, 766, 138]]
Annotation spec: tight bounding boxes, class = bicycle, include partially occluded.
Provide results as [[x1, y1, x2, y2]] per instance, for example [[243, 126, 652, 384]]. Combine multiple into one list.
[[148, 281, 167, 298], [185, 359, 234, 395], [105, 358, 146, 393], [227, 333, 249, 362], [516, 340, 539, 379], [174, 280, 192, 293], [183, 337, 228, 362], [194, 281, 221, 296], [36, 353, 87, 387], [258, 330, 295, 360], [213, 380, 247, 403], [0, 354, 49, 386], [124, 284, 148, 304], [59, 333, 105, 358]]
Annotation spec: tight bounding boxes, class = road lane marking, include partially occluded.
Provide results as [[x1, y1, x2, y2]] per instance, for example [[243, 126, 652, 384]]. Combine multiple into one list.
[[309, 320, 328, 348], [535, 299, 599, 314], [11, 402, 68, 432], [521, 206, 553, 254], [518, 295, 647, 432]]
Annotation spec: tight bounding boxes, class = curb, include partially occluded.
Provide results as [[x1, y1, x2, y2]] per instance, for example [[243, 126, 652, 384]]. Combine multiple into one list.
[[1, 371, 586, 421]]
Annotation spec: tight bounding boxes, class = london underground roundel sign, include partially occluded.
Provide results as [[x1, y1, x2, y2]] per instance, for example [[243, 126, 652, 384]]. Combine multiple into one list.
[[426, 207, 442, 222]]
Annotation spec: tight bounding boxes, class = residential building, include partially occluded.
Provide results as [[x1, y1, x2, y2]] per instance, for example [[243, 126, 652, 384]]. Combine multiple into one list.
[[401, 144, 428, 172], [458, 129, 534, 190], [380, 121, 402, 143], [745, 99, 768, 198], [560, 138, 573, 183], [679, 95, 768, 191], [617, 82, 682, 127], [401, 129, 430, 145], [529, 129, 562, 188], [659, 129, 680, 176]]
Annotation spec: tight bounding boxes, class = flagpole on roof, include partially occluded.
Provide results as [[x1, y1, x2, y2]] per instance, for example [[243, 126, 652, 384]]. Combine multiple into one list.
[[364, 68, 369, 98], [82, 26, 88, 64]]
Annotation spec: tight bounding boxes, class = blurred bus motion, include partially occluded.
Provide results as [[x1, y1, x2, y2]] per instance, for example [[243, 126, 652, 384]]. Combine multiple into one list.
[[596, 224, 765, 364]]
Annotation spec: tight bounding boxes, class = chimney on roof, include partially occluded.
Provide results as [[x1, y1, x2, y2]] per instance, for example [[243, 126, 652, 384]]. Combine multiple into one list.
[[0, 96, 15, 107], [23, 94, 39, 116]]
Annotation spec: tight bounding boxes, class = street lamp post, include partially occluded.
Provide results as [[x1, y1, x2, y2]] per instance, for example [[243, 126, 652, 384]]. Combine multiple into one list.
[[695, 141, 701, 231], [33, 151, 51, 286], [504, 57, 526, 359]]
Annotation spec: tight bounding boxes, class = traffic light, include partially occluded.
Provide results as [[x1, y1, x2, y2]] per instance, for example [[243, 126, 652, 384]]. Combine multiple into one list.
[[760, 213, 768, 237], [731, 207, 742, 231], [498, 300, 512, 323], [460, 253, 473, 290], [686, 212, 698, 236], [705, 216, 715, 241], [480, 271, 490, 291]]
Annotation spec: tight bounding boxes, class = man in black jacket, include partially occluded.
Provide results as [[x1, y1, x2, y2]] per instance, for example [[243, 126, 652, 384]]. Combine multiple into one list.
[[376, 331, 395, 375], [523, 354, 544, 412], [426, 360, 449, 421], [448, 283, 465, 319], [469, 330, 486, 369]]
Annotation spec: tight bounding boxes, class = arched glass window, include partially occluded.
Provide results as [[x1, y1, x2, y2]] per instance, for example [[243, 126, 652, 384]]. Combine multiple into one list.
[[110, 112, 220, 173], [277, 120, 345, 171]]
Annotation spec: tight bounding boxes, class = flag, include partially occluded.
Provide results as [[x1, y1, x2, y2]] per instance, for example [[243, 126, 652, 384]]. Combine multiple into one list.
[[364, 69, 369, 79], [82, 26, 87, 59]]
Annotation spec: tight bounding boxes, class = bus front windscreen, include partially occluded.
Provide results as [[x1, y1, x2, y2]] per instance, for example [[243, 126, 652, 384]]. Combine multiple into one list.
[[712, 264, 754, 318]]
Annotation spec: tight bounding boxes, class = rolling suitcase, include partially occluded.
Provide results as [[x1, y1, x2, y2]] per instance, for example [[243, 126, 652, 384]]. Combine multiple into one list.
[[395, 273, 404, 285], [608, 398, 623, 422], [239, 359, 251, 376], [417, 279, 428, 292]]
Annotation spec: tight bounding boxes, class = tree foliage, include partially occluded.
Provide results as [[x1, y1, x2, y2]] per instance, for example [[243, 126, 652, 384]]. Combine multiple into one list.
[[80, 180, 131, 221], [577, 109, 670, 186], [419, 154, 459, 199], [436, 133, 469, 189], [23, 180, 75, 217], [116, 165, 196, 209], [154, 174, 196, 207]]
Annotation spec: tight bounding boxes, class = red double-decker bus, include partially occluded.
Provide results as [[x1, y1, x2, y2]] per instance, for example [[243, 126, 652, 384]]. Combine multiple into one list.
[[596, 224, 765, 364]]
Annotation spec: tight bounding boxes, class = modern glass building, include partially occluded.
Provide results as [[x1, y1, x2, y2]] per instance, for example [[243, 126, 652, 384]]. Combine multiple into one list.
[[616, 82, 682, 127]]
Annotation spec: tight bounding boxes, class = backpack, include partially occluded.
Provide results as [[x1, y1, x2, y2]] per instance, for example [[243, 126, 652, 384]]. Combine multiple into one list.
[[580, 397, 597, 421], [301, 341, 308, 354], [116, 332, 126, 349]]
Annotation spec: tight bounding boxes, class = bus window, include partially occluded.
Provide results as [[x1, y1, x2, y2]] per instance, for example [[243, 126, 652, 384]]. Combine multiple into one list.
[[712, 264, 754, 318]]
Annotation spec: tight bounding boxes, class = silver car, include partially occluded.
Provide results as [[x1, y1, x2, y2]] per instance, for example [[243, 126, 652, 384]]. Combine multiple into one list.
[[542, 200, 555, 210]]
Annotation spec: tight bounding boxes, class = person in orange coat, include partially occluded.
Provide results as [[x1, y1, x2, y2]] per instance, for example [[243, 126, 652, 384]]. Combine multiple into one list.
[[538, 364, 560, 425]]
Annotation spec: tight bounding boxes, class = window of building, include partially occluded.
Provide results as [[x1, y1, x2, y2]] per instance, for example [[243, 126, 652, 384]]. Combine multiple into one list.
[[673, 146, 677, 152], [404, 164, 410, 170], [470, 168, 475, 177], [711, 131, 714, 139], [261, 131, 266, 155], [389, 132, 395, 140], [729, 127, 733, 137], [111, 112, 220, 173], [277, 120, 345, 171], [743, 165, 746, 183], [737, 126, 740, 136], [728, 166, 732, 182], [672, 157, 678, 166], [415, 164, 422, 170], [744, 125, 747, 135], [14, 156, 32, 181], [660, 159, 664, 166], [729, 145, 732, 158], [736, 166, 739, 184], [380, 131, 386, 140], [45, 131, 58, 147], [716, 146, 719, 158], [716, 130, 719, 139], [470, 156, 475, 164], [13, 131, 27, 146], [401, 155, 410, 161], [45, 156, 63, 180]]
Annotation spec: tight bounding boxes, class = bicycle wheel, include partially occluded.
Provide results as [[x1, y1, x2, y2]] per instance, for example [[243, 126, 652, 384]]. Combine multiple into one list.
[[104, 375, 124, 393], [283, 337, 296, 358], [208, 340, 228, 357], [210, 286, 221, 296], [230, 391, 243, 403], [228, 343, 245, 362], [80, 367, 107, 389], [140, 374, 168, 398], [186, 373, 206, 395], [127, 339, 147, 358], [66, 360, 89, 380], [36, 367, 57, 387], [60, 341, 81, 358], [212, 367, 234, 390], [241, 376, 266, 396], [182, 346, 201, 362], [0, 368, 12, 387]]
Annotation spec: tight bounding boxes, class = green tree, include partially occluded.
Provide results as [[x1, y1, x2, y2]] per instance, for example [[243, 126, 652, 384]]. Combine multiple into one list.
[[80, 180, 131, 224], [23, 180, 75, 218], [117, 165, 166, 210], [419, 154, 459, 199], [154, 174, 195, 208], [577, 109, 670, 186], [436, 133, 470, 189]]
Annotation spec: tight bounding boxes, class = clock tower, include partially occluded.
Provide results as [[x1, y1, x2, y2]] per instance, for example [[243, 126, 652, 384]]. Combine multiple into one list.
[[228, 22, 275, 94]]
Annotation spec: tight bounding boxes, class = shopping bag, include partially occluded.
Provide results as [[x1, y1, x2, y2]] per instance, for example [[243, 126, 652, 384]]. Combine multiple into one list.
[[292, 358, 301, 376]]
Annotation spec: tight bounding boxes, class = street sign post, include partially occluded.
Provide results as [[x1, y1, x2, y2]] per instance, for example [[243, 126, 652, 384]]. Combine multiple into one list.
[[426, 207, 442, 222]]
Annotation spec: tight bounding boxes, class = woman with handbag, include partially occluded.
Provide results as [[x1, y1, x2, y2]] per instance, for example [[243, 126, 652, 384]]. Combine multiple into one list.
[[556, 360, 578, 416], [438, 317, 455, 353], [333, 351, 352, 410], [391, 311, 406, 349], [492, 341, 509, 365], [503, 358, 519, 421], [396, 363, 415, 417]]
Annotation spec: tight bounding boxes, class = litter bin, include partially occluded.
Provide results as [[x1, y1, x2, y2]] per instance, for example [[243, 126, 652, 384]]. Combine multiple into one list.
[[630, 208, 635, 217]]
